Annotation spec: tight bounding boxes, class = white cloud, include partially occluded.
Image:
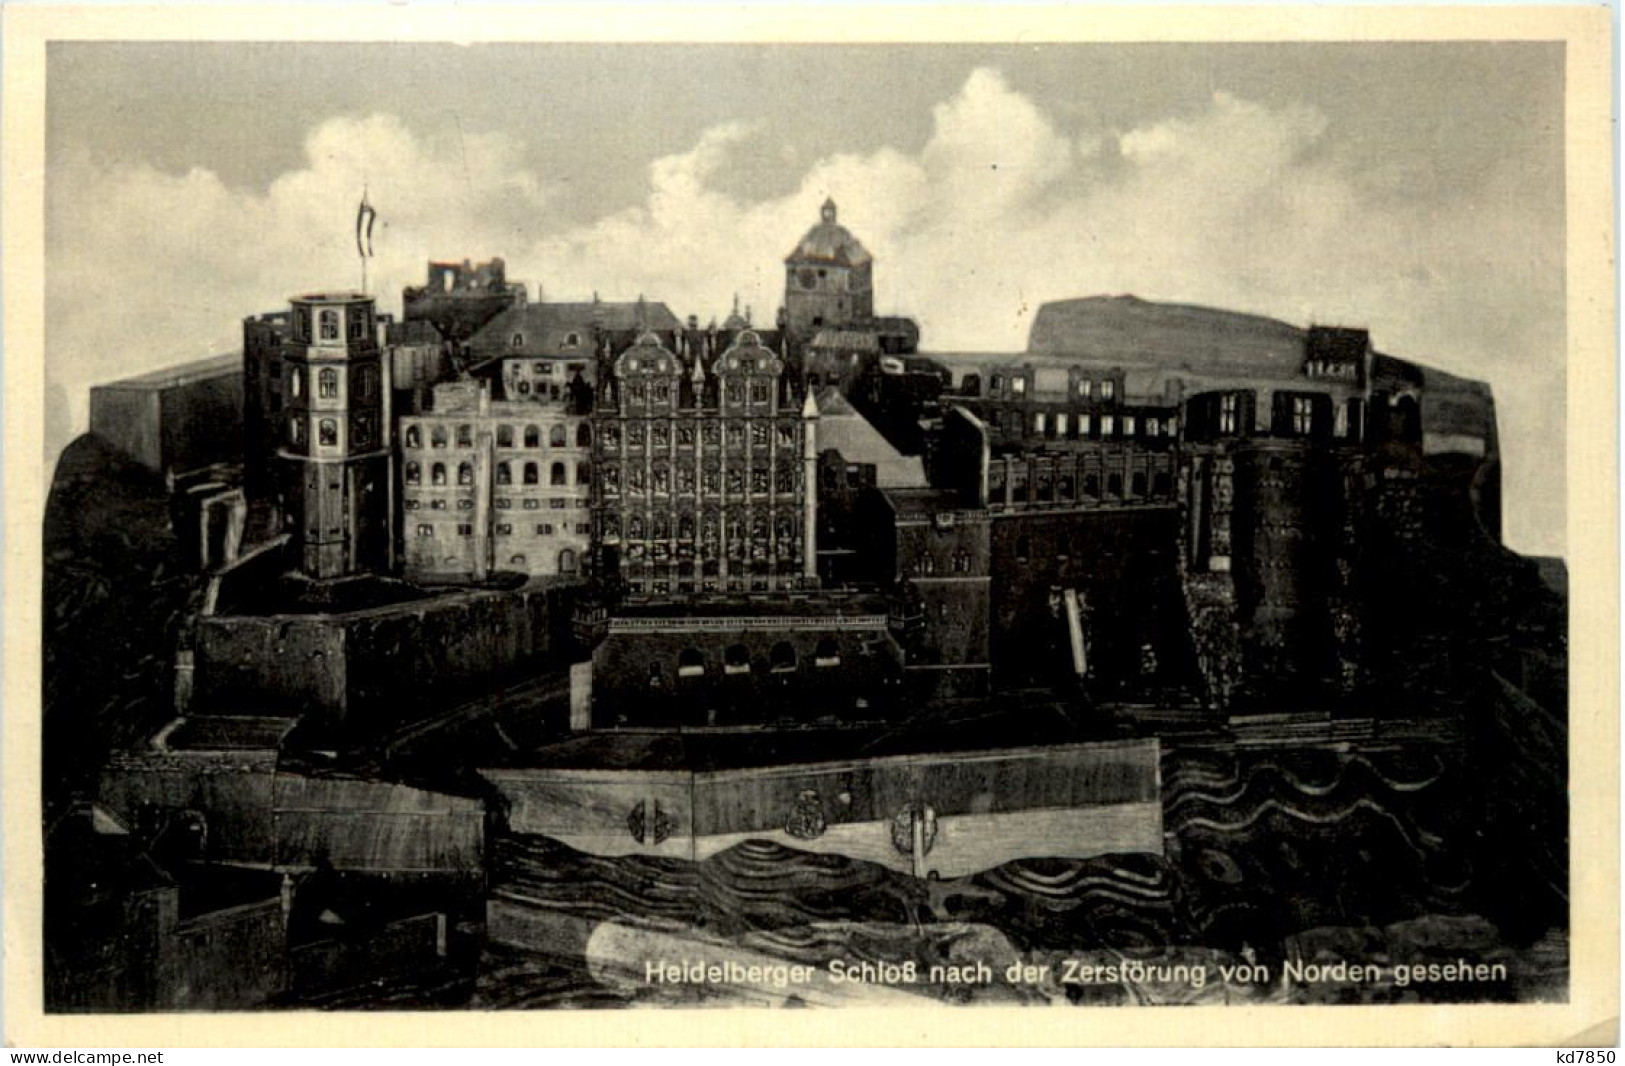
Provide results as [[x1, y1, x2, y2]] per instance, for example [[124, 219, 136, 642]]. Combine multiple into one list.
[[47, 68, 1564, 554]]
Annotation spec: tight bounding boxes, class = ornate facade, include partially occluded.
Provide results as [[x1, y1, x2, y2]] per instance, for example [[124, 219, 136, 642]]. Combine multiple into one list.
[[591, 330, 818, 597]]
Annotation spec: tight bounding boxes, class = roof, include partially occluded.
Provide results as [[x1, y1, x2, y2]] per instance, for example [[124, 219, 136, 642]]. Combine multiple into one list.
[[470, 299, 683, 357], [785, 199, 872, 267], [879, 486, 982, 520], [163, 715, 300, 752], [814, 387, 927, 488], [810, 328, 881, 353], [1028, 295, 1308, 376], [1306, 325, 1371, 363], [94, 352, 241, 391]]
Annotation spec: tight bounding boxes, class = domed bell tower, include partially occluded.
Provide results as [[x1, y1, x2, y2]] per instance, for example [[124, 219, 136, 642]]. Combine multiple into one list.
[[783, 198, 874, 342], [279, 292, 391, 579]]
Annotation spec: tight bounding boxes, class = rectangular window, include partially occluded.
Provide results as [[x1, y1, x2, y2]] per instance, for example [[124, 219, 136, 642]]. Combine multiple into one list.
[[1293, 396, 1314, 435], [416, 524, 433, 538], [496, 523, 513, 535], [1079, 413, 1092, 437], [1055, 412, 1070, 438], [457, 523, 473, 536], [1102, 415, 1116, 437], [551, 498, 567, 509], [1101, 380, 1115, 401], [1011, 377, 1027, 397], [1219, 394, 1239, 434], [1033, 412, 1047, 436], [1124, 415, 1137, 436]]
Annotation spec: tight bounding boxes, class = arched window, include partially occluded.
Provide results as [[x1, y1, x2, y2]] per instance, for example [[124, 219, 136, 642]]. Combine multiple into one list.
[[458, 462, 474, 486], [512, 333, 525, 349], [319, 368, 339, 399], [524, 425, 540, 448], [577, 423, 592, 447], [558, 548, 577, 574], [723, 644, 751, 675], [814, 638, 840, 667], [497, 462, 512, 486], [405, 461, 421, 485], [1131, 472, 1148, 497], [405, 425, 422, 448], [677, 648, 704, 678], [551, 462, 568, 486], [457, 424, 473, 448], [550, 424, 567, 447], [319, 419, 338, 446], [565, 331, 581, 347], [431, 463, 447, 486], [961, 373, 981, 396], [1107, 473, 1124, 498], [770, 642, 797, 673], [523, 462, 539, 485], [577, 461, 591, 485], [1085, 474, 1100, 498], [498, 424, 514, 448]]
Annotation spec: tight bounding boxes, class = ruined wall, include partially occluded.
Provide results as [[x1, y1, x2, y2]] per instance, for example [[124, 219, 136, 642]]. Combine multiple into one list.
[[194, 615, 348, 717], [98, 760, 484, 875], [193, 583, 580, 733], [160, 373, 244, 474], [340, 582, 575, 735], [987, 507, 1192, 692], [88, 389, 163, 473], [160, 897, 287, 1010], [1227, 442, 1346, 702], [592, 621, 900, 728]]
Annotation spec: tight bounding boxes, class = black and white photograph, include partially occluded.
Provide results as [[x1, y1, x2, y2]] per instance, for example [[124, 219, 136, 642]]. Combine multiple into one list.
[[6, 4, 1616, 1048]]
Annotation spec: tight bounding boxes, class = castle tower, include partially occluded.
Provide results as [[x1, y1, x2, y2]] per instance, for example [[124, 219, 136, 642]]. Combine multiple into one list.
[[279, 292, 391, 579], [783, 198, 873, 342]]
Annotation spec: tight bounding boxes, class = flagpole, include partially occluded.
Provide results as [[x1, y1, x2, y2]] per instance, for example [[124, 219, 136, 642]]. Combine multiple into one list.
[[356, 186, 376, 295]]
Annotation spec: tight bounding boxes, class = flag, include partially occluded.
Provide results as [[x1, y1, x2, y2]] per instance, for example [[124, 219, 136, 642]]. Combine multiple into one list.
[[356, 192, 377, 259]]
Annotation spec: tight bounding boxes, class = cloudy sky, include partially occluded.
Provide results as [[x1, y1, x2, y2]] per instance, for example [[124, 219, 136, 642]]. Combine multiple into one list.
[[46, 42, 1565, 555]]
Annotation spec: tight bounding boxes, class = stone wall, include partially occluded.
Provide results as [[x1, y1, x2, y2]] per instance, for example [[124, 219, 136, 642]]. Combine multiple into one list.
[[988, 507, 1193, 692], [592, 618, 901, 727], [193, 582, 581, 733]]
